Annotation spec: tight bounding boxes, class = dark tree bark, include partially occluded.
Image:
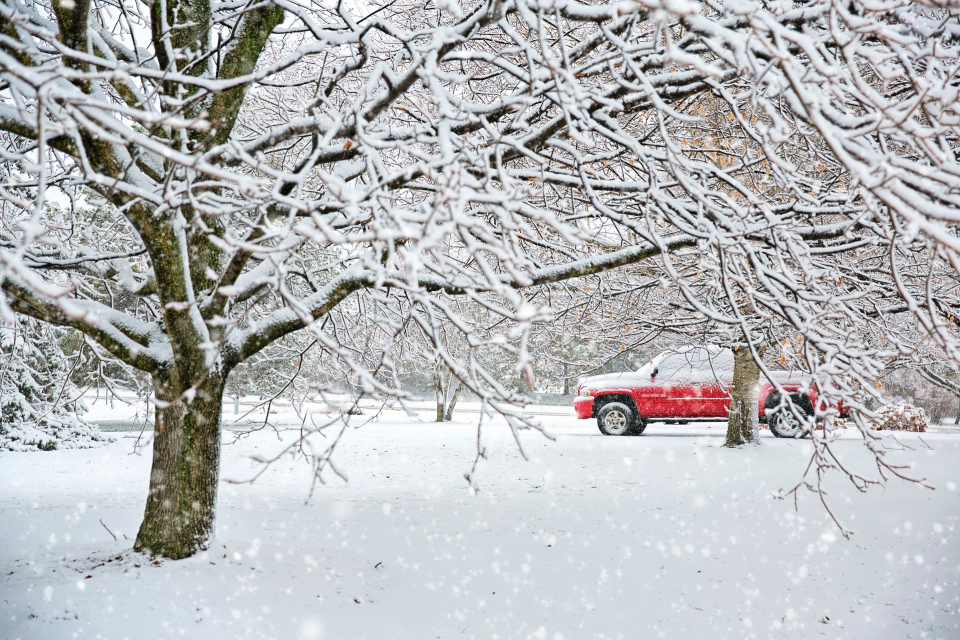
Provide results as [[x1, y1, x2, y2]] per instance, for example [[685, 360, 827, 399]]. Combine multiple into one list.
[[134, 376, 224, 558], [724, 345, 763, 448]]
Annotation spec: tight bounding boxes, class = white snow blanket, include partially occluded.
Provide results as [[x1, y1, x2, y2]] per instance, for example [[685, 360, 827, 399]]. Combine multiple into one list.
[[1, 411, 957, 639]]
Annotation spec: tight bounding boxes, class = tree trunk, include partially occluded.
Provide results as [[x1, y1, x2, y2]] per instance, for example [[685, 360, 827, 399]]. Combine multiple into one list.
[[134, 377, 223, 559], [724, 345, 763, 447], [443, 379, 463, 421], [563, 362, 570, 396], [434, 367, 463, 422], [434, 369, 445, 422]]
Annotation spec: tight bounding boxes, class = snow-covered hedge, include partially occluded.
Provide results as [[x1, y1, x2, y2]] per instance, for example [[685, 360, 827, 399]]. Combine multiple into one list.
[[1, 320, 111, 451], [0, 416, 109, 452], [871, 402, 928, 433]]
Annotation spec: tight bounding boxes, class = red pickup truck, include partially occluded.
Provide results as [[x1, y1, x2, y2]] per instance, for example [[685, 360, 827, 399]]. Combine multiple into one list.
[[574, 347, 816, 438]]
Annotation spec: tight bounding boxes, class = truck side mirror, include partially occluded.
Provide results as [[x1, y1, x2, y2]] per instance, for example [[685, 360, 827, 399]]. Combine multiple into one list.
[[650, 367, 658, 380]]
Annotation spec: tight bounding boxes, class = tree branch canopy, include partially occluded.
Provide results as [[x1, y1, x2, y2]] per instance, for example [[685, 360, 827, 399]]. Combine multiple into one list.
[[0, 0, 957, 404], [2, 0, 958, 562]]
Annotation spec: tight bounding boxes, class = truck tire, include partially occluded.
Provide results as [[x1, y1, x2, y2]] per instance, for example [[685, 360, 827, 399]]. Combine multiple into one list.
[[597, 402, 641, 436], [766, 393, 813, 438]]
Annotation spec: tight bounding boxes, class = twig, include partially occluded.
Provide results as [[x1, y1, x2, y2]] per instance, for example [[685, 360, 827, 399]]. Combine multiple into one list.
[[100, 518, 117, 541]]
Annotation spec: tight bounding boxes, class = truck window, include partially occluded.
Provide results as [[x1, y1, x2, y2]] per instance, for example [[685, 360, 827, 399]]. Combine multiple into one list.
[[660, 348, 733, 381], [656, 353, 695, 379]]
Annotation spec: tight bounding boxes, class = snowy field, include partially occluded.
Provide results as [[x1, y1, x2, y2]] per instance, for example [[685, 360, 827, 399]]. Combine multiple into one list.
[[2, 405, 959, 640]]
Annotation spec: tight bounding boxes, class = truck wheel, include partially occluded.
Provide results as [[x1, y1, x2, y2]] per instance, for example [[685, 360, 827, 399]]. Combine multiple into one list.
[[597, 402, 640, 436], [767, 393, 813, 438]]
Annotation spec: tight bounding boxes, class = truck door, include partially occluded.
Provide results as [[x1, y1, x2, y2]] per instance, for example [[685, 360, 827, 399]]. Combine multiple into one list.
[[652, 353, 698, 417], [697, 349, 734, 418]]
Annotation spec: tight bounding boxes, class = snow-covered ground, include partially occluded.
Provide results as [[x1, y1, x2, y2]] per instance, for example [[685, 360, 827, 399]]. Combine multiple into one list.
[[2, 406, 959, 640]]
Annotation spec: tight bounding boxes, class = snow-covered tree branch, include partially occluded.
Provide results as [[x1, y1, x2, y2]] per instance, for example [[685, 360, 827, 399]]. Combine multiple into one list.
[[1, 0, 958, 557]]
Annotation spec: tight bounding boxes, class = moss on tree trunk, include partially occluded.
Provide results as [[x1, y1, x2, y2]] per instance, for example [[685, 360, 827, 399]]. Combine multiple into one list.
[[724, 345, 763, 447], [134, 377, 223, 559]]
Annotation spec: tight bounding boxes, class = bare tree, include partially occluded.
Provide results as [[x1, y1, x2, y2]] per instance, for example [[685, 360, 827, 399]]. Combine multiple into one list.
[[2, 0, 958, 557], [433, 362, 464, 421]]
